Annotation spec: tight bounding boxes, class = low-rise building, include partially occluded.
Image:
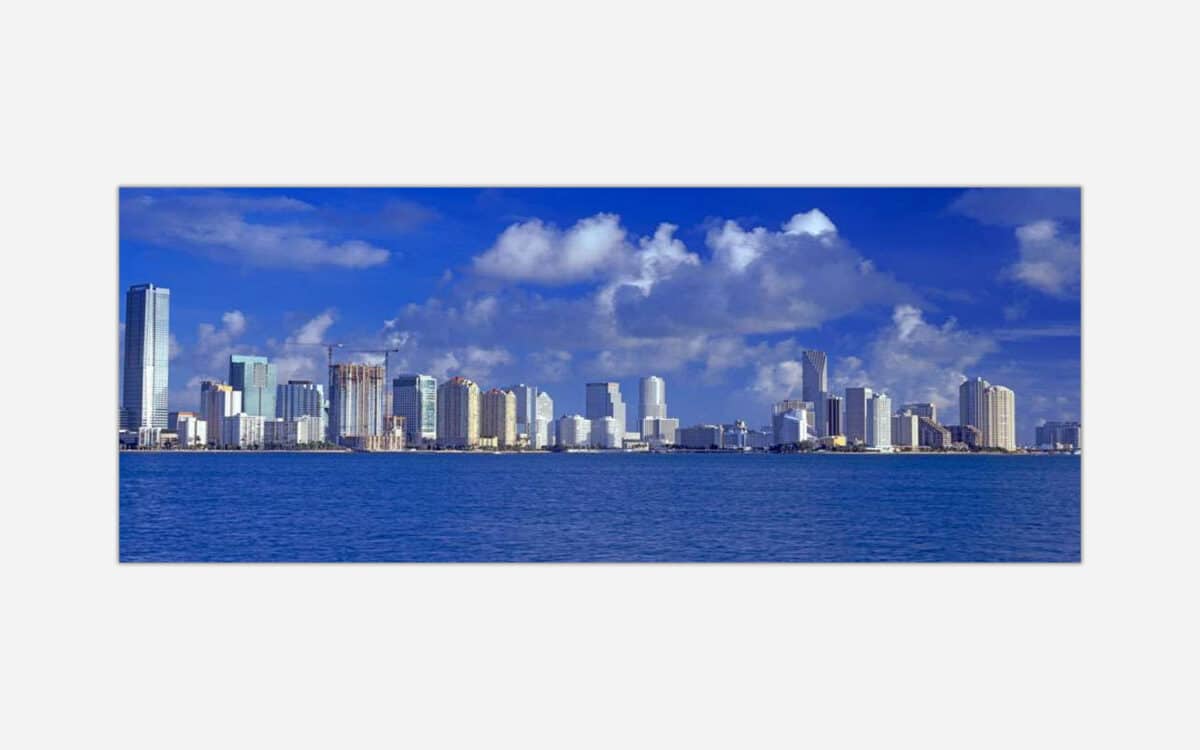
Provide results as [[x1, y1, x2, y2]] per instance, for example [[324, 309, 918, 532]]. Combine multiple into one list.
[[555, 414, 591, 448], [176, 414, 207, 448], [917, 417, 951, 449], [220, 413, 265, 449], [590, 416, 622, 449], [677, 424, 724, 449], [947, 424, 983, 449]]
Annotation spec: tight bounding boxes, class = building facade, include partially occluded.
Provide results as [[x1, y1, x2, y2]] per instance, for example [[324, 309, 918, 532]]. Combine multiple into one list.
[[276, 380, 326, 442], [947, 424, 983, 448], [481, 388, 518, 448], [590, 415, 623, 449], [824, 393, 844, 437], [1036, 421, 1082, 450], [844, 387, 872, 444], [917, 416, 952, 449], [437, 376, 480, 448], [866, 392, 892, 449], [555, 414, 591, 448], [801, 350, 828, 406], [220, 413, 265, 449], [503, 383, 539, 439], [534, 391, 555, 448], [392, 374, 437, 445], [677, 424, 724, 449], [199, 381, 241, 447], [585, 382, 626, 436], [959, 377, 990, 432], [638, 376, 667, 421], [641, 416, 679, 447], [328, 364, 387, 444], [121, 283, 170, 430], [901, 402, 938, 422], [892, 411, 919, 449], [983, 384, 1016, 451], [176, 414, 207, 448], [229, 354, 277, 419]]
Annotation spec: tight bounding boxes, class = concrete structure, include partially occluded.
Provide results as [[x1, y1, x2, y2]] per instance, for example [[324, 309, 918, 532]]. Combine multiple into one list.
[[329, 364, 387, 445], [220, 413, 265, 448], [586, 382, 626, 436], [534, 391, 555, 448], [822, 392, 843, 438], [772, 409, 808, 445], [121, 283, 170, 430], [504, 383, 539, 440], [722, 421, 749, 450], [983, 384, 1016, 451], [481, 388, 518, 448], [555, 414, 591, 448], [590, 415, 622, 449], [176, 414, 207, 448], [902, 402, 938, 422], [1036, 421, 1082, 450], [199, 381, 241, 448], [639, 376, 667, 421], [947, 424, 983, 448], [917, 417, 952, 449], [892, 411, 919, 449], [391, 374, 437, 446], [746, 428, 773, 449], [263, 415, 323, 447], [844, 387, 872, 444], [437, 376, 480, 448], [276, 380, 326, 442], [866, 392, 892, 450], [959, 377, 990, 432], [801, 350, 828, 406], [641, 416, 679, 447], [819, 434, 848, 449], [229, 354, 277, 419], [342, 415, 406, 451], [677, 424, 724, 449]]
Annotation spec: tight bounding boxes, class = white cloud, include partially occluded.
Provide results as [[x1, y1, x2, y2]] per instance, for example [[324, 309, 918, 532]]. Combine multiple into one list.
[[1007, 220, 1080, 296], [472, 213, 627, 284], [782, 209, 837, 237]]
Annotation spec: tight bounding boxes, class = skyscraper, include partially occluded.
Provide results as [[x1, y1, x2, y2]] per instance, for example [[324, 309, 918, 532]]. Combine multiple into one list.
[[328, 364, 387, 444], [844, 387, 872, 444], [892, 410, 918, 449], [229, 354, 277, 419], [801, 350, 828, 405], [481, 388, 518, 448], [437, 376, 480, 448], [504, 383, 539, 438], [866, 392, 892, 449], [901, 402, 938, 422], [586, 382, 626, 434], [534, 391, 555, 449], [639, 376, 667, 421], [824, 393, 843, 437], [959, 377, 990, 431], [276, 380, 326, 441], [393, 374, 437, 445], [199, 381, 241, 447], [121, 283, 170, 430], [983, 384, 1016, 451]]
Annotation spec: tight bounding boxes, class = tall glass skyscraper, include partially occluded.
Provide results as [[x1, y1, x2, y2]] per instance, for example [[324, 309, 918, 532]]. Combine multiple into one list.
[[229, 354, 277, 418], [121, 283, 170, 430], [801, 350, 828, 405], [639, 376, 667, 421], [277, 380, 326, 440], [393, 374, 438, 444], [959, 376, 990, 430], [503, 383, 539, 437], [586, 382, 626, 434]]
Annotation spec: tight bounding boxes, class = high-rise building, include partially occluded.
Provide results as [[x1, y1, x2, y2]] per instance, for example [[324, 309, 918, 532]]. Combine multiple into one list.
[[229, 354, 277, 419], [392, 374, 437, 445], [198, 381, 241, 447], [121, 283, 170, 430], [892, 410, 918, 449], [481, 388, 518, 448], [771, 409, 808, 446], [176, 414, 207, 448], [959, 377, 990, 431], [1036, 421, 1082, 450], [586, 382, 626, 434], [437, 376, 480, 448], [641, 417, 679, 447], [328, 364, 387, 444], [504, 383, 539, 438], [844, 387, 872, 444], [276, 380, 326, 441], [917, 417, 951, 449], [801, 350, 828, 405], [947, 424, 983, 448], [901, 402, 938, 422], [534, 391, 555, 449], [983, 384, 1016, 451], [866, 392, 892, 449], [555, 414, 591, 448], [639, 376, 667, 421], [590, 416, 623, 449], [824, 393, 844, 437]]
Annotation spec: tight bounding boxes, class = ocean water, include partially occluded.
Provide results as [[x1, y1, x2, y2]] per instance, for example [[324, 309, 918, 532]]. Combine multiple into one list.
[[119, 452, 1081, 562]]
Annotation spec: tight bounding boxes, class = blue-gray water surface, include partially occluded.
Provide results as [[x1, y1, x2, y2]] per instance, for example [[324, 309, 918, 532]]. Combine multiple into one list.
[[119, 452, 1080, 562]]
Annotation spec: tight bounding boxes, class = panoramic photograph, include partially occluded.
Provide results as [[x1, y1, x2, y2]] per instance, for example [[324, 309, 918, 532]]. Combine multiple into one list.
[[118, 186, 1082, 562]]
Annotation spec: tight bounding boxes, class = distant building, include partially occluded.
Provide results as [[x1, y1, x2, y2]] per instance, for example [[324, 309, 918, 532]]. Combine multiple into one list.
[[534, 391, 555, 448], [504, 383, 539, 440], [844, 387, 872, 444], [947, 424, 983, 448], [892, 411, 919, 449], [866, 393, 892, 449], [121, 283, 170, 430], [722, 421, 749, 450], [221, 413, 264, 449], [677, 424, 724, 449], [641, 416, 679, 447], [392, 374, 437, 445], [199, 381, 241, 448], [329, 364, 387, 445], [437, 376, 480, 448], [917, 417, 951, 449], [801, 350, 828, 406], [819, 434, 848, 449], [823, 392, 843, 438], [983, 385, 1016, 451], [590, 416, 622, 449], [639, 376, 667, 421], [343, 415, 406, 452], [176, 414, 207, 448], [901, 403, 938, 422], [229, 354, 277, 419], [586, 382, 626, 436], [745, 428, 773, 449], [556, 414, 591, 448], [1036, 421, 1082, 450], [959, 377, 990, 432], [136, 426, 165, 448], [772, 409, 808, 446], [263, 415, 322, 447], [481, 388, 518, 448], [276, 380, 326, 442]]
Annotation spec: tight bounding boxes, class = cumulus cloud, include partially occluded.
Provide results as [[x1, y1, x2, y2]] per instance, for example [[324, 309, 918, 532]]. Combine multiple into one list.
[[1006, 221, 1080, 296], [121, 191, 391, 269], [472, 213, 627, 284]]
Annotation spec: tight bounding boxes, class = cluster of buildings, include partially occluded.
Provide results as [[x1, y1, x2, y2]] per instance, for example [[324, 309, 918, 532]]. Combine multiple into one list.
[[119, 284, 1080, 453]]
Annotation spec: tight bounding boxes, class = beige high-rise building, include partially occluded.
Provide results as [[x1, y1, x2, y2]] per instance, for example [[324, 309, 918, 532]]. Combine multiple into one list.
[[328, 364, 387, 444], [481, 388, 518, 448], [982, 384, 1016, 451], [437, 376, 480, 448]]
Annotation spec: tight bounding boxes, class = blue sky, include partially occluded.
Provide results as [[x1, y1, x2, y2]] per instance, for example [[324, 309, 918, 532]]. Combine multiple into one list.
[[119, 187, 1080, 442]]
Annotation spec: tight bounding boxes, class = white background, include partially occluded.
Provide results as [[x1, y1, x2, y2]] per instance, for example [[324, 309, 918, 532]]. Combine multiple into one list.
[[2, 1, 1197, 747]]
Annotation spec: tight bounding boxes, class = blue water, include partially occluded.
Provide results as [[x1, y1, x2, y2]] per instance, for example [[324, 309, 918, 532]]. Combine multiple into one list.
[[119, 452, 1081, 562]]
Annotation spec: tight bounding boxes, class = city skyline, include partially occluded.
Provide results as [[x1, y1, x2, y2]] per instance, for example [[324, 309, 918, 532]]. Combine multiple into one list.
[[119, 187, 1080, 442]]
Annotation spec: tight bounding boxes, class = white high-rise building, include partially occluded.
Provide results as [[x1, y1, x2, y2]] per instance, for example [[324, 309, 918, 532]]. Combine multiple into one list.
[[534, 391, 555, 448], [866, 392, 892, 449], [437, 376, 480, 448], [276, 380, 326, 442], [504, 383, 539, 440], [892, 411, 919, 449], [556, 414, 591, 448], [772, 409, 808, 445], [641, 417, 679, 447], [639, 376, 667, 421], [983, 385, 1016, 451], [844, 387, 872, 444], [959, 377, 990, 431], [590, 416, 622, 449], [328, 364, 387, 444], [121, 283, 170, 430], [199, 381, 241, 448], [801, 350, 828, 406], [392, 374, 437, 445], [586, 382, 626, 435]]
